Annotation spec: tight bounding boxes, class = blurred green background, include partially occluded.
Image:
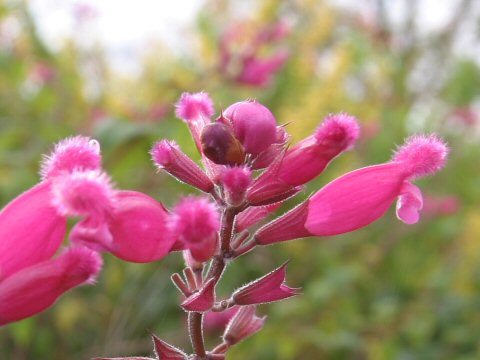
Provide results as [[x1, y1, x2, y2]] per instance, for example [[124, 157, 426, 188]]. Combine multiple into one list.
[[1, 0, 480, 359]]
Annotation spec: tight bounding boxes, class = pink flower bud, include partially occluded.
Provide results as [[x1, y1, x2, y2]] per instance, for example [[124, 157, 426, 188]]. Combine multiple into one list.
[[221, 166, 251, 205], [255, 201, 312, 245], [235, 202, 281, 232], [223, 306, 266, 346], [222, 100, 277, 156], [175, 92, 214, 152], [200, 122, 246, 165], [151, 140, 214, 193], [306, 134, 448, 235], [276, 113, 360, 185], [181, 278, 216, 312], [169, 197, 220, 262], [0, 246, 102, 326], [40, 136, 101, 180], [0, 182, 66, 279], [204, 306, 239, 333], [232, 263, 300, 305], [151, 334, 188, 360]]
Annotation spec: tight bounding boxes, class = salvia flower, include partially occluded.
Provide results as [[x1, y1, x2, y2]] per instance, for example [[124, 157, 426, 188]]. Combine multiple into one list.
[[231, 263, 300, 305], [223, 306, 266, 346], [306, 134, 448, 234], [0, 246, 101, 326], [151, 140, 214, 193], [169, 196, 220, 262]]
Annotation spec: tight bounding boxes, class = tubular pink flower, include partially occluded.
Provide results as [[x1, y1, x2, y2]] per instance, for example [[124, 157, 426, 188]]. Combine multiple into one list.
[[72, 191, 175, 263], [0, 181, 66, 279], [169, 196, 220, 262], [222, 100, 277, 156], [305, 135, 448, 235], [277, 113, 360, 186], [151, 140, 214, 193], [232, 263, 300, 305], [0, 246, 102, 326], [175, 92, 214, 152], [221, 166, 251, 206], [181, 278, 216, 312], [40, 136, 101, 180], [223, 306, 266, 346]]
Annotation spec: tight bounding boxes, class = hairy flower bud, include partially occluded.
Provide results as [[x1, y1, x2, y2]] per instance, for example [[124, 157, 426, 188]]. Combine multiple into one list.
[[223, 306, 266, 346], [221, 166, 251, 206]]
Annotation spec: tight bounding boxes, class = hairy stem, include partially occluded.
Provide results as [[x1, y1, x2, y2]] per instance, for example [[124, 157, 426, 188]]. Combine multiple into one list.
[[188, 312, 206, 358]]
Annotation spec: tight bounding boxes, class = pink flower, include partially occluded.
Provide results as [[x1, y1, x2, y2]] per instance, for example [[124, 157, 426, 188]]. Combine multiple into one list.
[[222, 100, 278, 156], [204, 306, 239, 333], [235, 202, 282, 232], [231, 263, 300, 305], [0, 246, 101, 326], [236, 50, 289, 87], [223, 306, 266, 346], [255, 135, 448, 244], [169, 197, 220, 262], [306, 134, 448, 234], [151, 140, 214, 193]]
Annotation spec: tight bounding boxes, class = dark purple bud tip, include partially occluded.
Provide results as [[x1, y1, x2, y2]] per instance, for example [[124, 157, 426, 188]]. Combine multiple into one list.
[[200, 122, 246, 165]]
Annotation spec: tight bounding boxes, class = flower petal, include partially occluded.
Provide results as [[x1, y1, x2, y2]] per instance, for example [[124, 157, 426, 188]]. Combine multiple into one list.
[[0, 246, 101, 326], [0, 182, 66, 279], [305, 163, 406, 236], [396, 182, 423, 224]]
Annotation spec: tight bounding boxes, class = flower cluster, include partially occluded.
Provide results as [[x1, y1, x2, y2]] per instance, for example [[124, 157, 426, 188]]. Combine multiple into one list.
[[0, 92, 448, 359]]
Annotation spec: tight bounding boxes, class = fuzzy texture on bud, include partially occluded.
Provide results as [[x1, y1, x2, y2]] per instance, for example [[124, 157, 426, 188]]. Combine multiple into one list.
[[306, 134, 448, 235], [276, 113, 360, 186], [223, 306, 266, 346], [169, 197, 220, 262], [175, 92, 215, 153], [40, 136, 101, 180], [151, 140, 214, 193], [221, 166, 251, 205], [235, 203, 282, 232], [175, 92, 214, 121], [232, 263, 300, 305], [0, 246, 102, 326], [222, 100, 277, 156]]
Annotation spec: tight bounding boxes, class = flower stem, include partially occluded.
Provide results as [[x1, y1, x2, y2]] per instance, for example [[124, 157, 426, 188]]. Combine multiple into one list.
[[188, 312, 206, 358]]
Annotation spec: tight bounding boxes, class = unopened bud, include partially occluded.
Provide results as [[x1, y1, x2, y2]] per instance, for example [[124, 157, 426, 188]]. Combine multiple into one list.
[[201, 122, 245, 166]]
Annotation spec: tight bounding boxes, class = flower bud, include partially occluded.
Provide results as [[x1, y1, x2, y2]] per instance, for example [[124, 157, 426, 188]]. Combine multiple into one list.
[[151, 140, 214, 193], [200, 122, 245, 165], [223, 306, 266, 346], [221, 166, 251, 206], [169, 197, 220, 262], [222, 100, 277, 156]]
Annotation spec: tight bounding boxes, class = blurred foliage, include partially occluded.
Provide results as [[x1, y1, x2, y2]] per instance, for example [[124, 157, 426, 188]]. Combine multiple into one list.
[[1, 0, 480, 359]]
